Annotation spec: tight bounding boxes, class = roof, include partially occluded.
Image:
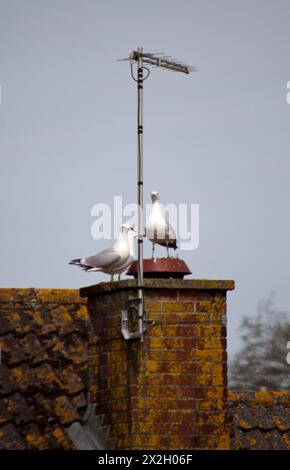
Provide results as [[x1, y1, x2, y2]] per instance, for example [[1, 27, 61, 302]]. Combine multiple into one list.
[[228, 390, 290, 450], [1, 287, 289, 450], [0, 288, 89, 449]]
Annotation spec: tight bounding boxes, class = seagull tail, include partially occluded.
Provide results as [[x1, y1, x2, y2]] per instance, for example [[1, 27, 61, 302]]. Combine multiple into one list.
[[69, 258, 82, 265], [69, 259, 102, 272], [165, 240, 178, 249]]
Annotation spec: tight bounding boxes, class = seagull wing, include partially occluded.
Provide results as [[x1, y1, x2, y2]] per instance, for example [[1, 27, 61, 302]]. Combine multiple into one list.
[[112, 255, 134, 274], [83, 248, 121, 269], [165, 220, 177, 241]]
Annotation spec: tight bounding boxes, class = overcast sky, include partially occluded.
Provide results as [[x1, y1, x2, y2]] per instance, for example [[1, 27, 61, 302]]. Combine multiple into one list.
[[1, 0, 290, 356]]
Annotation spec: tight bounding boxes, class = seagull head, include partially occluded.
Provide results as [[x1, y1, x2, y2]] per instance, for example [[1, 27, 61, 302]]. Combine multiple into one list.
[[128, 226, 138, 238], [120, 223, 138, 235], [120, 223, 131, 233], [150, 191, 160, 202]]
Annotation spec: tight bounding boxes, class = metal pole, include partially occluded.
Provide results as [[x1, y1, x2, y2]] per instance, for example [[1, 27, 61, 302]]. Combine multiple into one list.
[[118, 48, 195, 341], [137, 47, 144, 340]]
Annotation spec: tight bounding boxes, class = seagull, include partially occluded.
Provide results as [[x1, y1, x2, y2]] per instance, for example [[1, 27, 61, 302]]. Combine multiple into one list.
[[69, 224, 135, 281], [146, 191, 177, 258], [110, 226, 137, 280]]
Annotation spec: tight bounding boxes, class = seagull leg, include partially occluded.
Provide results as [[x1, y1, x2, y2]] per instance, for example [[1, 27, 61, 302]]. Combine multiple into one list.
[[118, 273, 121, 281], [152, 242, 155, 259], [110, 274, 114, 282], [166, 245, 169, 258]]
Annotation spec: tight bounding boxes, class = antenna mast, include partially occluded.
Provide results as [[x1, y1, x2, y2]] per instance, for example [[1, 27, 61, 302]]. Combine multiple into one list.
[[136, 48, 144, 340], [120, 48, 196, 340]]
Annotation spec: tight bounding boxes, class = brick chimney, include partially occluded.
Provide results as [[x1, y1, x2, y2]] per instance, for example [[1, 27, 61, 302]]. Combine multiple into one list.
[[80, 276, 234, 450]]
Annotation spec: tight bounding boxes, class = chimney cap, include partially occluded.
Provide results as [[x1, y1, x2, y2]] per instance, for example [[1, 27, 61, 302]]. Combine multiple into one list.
[[126, 258, 192, 279]]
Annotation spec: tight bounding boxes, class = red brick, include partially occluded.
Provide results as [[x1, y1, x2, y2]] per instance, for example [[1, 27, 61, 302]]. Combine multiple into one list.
[[82, 279, 232, 450]]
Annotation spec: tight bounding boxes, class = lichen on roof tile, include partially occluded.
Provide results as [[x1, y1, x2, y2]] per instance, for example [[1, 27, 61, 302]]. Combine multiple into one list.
[[0, 288, 89, 450], [4, 393, 35, 426], [0, 333, 27, 365], [229, 390, 290, 450], [22, 422, 50, 450], [53, 395, 80, 425], [0, 423, 26, 450], [0, 401, 13, 426]]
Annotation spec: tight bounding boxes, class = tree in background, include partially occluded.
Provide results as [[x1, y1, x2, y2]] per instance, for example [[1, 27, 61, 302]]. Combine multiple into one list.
[[229, 295, 290, 390]]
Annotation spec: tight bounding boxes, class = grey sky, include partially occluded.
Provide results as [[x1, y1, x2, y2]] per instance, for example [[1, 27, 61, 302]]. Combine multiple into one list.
[[1, 0, 290, 356]]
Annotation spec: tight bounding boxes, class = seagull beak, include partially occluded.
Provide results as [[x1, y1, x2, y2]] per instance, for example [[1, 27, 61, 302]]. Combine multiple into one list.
[[130, 228, 138, 237]]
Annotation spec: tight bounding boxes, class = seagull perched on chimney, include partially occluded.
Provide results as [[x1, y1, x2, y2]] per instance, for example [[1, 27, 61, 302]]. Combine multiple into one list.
[[146, 191, 178, 258], [110, 225, 137, 280], [69, 224, 136, 281]]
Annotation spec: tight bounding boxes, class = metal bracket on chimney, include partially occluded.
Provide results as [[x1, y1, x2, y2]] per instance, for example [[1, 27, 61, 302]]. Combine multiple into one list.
[[121, 298, 147, 340], [66, 403, 116, 450]]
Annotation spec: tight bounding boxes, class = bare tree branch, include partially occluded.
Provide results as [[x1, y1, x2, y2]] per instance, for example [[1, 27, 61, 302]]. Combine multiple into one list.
[[229, 294, 290, 390]]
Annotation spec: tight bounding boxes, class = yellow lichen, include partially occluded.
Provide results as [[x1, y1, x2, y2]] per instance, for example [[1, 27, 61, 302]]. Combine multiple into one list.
[[255, 390, 274, 405], [248, 437, 257, 446], [53, 427, 63, 439], [11, 368, 23, 381], [75, 305, 89, 320]]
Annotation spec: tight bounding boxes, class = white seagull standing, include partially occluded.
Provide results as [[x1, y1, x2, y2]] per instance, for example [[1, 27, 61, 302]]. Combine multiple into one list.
[[146, 191, 178, 258], [69, 224, 135, 281], [110, 226, 137, 280]]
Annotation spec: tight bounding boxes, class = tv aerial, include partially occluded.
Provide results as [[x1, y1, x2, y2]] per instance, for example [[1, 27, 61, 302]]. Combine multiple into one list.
[[119, 48, 197, 341]]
